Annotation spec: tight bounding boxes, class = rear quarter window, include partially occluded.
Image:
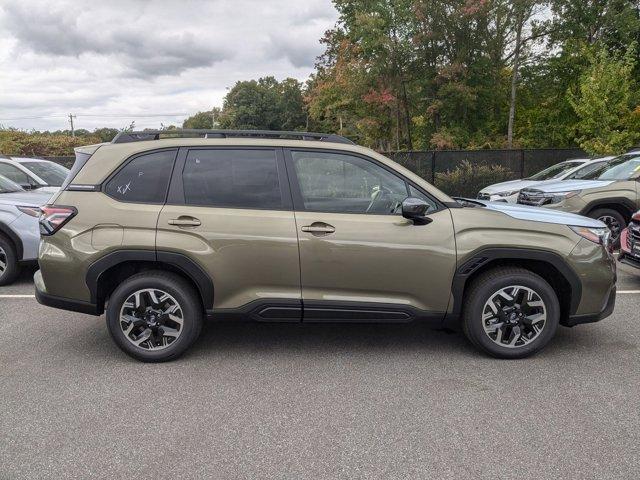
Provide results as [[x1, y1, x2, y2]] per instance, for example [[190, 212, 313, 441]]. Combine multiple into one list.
[[104, 150, 176, 203]]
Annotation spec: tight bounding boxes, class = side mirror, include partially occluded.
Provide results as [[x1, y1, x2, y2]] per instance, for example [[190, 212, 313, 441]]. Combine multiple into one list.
[[20, 183, 33, 190], [401, 197, 432, 225]]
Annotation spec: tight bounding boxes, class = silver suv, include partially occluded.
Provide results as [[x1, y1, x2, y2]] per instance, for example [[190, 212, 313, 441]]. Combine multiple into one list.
[[0, 175, 51, 285]]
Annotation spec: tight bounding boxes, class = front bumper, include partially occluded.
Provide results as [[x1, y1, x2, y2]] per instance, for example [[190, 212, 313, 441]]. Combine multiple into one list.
[[619, 226, 640, 269], [34, 270, 100, 315], [563, 285, 616, 327]]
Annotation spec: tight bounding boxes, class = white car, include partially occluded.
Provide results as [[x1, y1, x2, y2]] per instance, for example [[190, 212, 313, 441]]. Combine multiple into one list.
[[0, 156, 70, 194], [478, 157, 614, 203]]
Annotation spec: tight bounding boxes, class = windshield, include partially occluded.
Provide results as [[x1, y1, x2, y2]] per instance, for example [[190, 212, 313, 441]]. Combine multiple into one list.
[[582, 154, 640, 180], [19, 161, 70, 186], [0, 175, 25, 193], [527, 161, 583, 180]]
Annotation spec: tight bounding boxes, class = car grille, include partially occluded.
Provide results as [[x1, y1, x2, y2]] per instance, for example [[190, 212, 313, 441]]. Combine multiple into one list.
[[477, 192, 490, 200], [517, 189, 550, 206], [630, 223, 640, 248]]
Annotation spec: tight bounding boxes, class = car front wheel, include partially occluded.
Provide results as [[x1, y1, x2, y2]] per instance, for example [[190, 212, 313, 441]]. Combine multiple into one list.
[[106, 271, 204, 362], [0, 236, 19, 286], [588, 208, 625, 247], [462, 267, 560, 359]]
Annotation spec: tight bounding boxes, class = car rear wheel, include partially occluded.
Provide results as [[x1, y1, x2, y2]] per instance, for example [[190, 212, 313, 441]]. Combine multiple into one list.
[[588, 208, 625, 247], [0, 236, 19, 286], [106, 271, 203, 362], [462, 267, 560, 359]]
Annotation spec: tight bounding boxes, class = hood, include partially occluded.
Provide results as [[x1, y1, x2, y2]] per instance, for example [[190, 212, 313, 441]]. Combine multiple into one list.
[[477, 199, 606, 228], [479, 179, 538, 194], [524, 179, 614, 193], [0, 190, 52, 207]]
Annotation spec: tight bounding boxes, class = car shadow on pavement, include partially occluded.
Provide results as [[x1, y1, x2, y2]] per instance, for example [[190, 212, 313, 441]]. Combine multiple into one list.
[[186, 320, 477, 359]]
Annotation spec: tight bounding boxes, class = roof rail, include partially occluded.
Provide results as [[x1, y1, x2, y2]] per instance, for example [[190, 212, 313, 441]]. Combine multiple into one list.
[[111, 129, 354, 145]]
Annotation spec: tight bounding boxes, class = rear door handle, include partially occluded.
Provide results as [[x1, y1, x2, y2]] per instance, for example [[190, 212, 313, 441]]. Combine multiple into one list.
[[301, 222, 335, 235], [168, 216, 201, 227]]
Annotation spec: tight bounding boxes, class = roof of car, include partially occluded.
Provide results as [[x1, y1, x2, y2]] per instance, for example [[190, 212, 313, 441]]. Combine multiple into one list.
[[6, 157, 52, 163], [72, 133, 456, 204]]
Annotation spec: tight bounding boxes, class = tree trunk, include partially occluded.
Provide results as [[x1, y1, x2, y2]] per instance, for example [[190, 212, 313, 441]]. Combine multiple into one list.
[[507, 9, 525, 149]]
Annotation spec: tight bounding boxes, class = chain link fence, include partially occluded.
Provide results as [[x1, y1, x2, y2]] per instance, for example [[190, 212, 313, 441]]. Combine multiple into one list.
[[386, 148, 587, 184]]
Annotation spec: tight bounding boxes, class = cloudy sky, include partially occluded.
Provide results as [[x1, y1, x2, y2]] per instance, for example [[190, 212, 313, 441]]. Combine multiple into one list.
[[0, 0, 338, 131]]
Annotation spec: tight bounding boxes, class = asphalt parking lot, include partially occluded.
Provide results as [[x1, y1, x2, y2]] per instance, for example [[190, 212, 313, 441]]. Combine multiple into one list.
[[1, 263, 639, 479]]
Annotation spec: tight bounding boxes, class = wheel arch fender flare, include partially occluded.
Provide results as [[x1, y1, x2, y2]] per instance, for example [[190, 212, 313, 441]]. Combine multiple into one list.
[[580, 198, 636, 221], [0, 221, 24, 260], [447, 247, 582, 321], [86, 249, 214, 312]]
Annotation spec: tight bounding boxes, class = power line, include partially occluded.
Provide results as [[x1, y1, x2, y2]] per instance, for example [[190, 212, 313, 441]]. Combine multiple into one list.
[[0, 113, 189, 121]]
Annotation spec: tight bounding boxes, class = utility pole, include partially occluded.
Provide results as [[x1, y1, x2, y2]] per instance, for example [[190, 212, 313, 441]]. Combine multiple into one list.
[[68, 114, 76, 137]]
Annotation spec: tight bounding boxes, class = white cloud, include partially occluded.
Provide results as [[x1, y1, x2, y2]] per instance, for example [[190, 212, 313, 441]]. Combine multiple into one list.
[[0, 0, 338, 131]]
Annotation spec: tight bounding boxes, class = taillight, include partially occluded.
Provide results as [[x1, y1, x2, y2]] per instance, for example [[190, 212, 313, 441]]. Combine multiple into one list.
[[16, 206, 41, 218], [39, 205, 77, 236]]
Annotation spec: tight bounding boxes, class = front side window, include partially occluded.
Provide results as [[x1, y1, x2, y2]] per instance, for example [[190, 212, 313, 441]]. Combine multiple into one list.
[[182, 149, 283, 209], [0, 175, 24, 193], [567, 162, 605, 180], [20, 161, 70, 187], [0, 163, 31, 185], [105, 150, 176, 203], [291, 151, 411, 214]]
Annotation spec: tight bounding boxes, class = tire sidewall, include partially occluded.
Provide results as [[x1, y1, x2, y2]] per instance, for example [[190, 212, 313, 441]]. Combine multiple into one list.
[[465, 272, 560, 359], [0, 237, 18, 286], [106, 274, 202, 362], [589, 208, 625, 247]]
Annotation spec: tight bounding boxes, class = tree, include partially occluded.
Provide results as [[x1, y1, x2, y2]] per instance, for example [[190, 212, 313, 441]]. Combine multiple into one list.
[[182, 108, 221, 129], [219, 77, 307, 131], [569, 44, 640, 154]]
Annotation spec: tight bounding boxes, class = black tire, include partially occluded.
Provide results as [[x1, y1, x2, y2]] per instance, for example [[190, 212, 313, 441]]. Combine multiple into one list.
[[106, 271, 204, 362], [462, 267, 560, 359], [588, 208, 626, 248], [0, 235, 19, 286]]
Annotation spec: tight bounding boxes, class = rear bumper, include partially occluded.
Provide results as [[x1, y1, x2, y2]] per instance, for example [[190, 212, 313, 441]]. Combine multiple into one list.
[[563, 286, 616, 327], [34, 270, 100, 316], [619, 253, 640, 269]]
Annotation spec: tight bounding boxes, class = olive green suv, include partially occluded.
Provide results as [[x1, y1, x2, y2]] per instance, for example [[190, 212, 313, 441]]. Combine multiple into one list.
[[35, 130, 617, 362], [518, 151, 640, 244]]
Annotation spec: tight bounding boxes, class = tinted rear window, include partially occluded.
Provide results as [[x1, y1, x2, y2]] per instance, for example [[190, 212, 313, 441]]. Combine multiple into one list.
[[182, 149, 283, 209]]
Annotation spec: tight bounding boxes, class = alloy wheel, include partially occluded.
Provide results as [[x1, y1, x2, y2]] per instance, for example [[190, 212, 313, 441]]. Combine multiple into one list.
[[598, 215, 621, 241], [119, 288, 184, 350], [482, 285, 547, 348], [0, 246, 6, 277]]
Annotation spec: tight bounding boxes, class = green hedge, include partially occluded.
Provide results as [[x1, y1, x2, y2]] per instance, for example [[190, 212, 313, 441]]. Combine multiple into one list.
[[434, 160, 514, 198]]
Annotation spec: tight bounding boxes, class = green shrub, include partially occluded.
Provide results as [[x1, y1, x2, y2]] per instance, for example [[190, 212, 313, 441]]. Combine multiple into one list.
[[434, 160, 514, 198]]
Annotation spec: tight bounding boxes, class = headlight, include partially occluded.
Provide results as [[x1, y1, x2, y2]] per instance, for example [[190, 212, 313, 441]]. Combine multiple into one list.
[[494, 190, 519, 197], [570, 226, 611, 247], [544, 191, 580, 204]]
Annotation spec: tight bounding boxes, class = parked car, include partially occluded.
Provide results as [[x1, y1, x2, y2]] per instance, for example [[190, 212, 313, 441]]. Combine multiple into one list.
[[0, 156, 70, 193], [518, 151, 640, 245], [619, 210, 640, 269], [36, 130, 616, 362], [478, 157, 614, 203], [0, 175, 52, 285]]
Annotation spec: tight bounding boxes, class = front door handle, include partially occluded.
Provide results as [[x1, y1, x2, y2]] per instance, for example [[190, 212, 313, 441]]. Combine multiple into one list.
[[168, 216, 201, 227], [301, 222, 335, 235]]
